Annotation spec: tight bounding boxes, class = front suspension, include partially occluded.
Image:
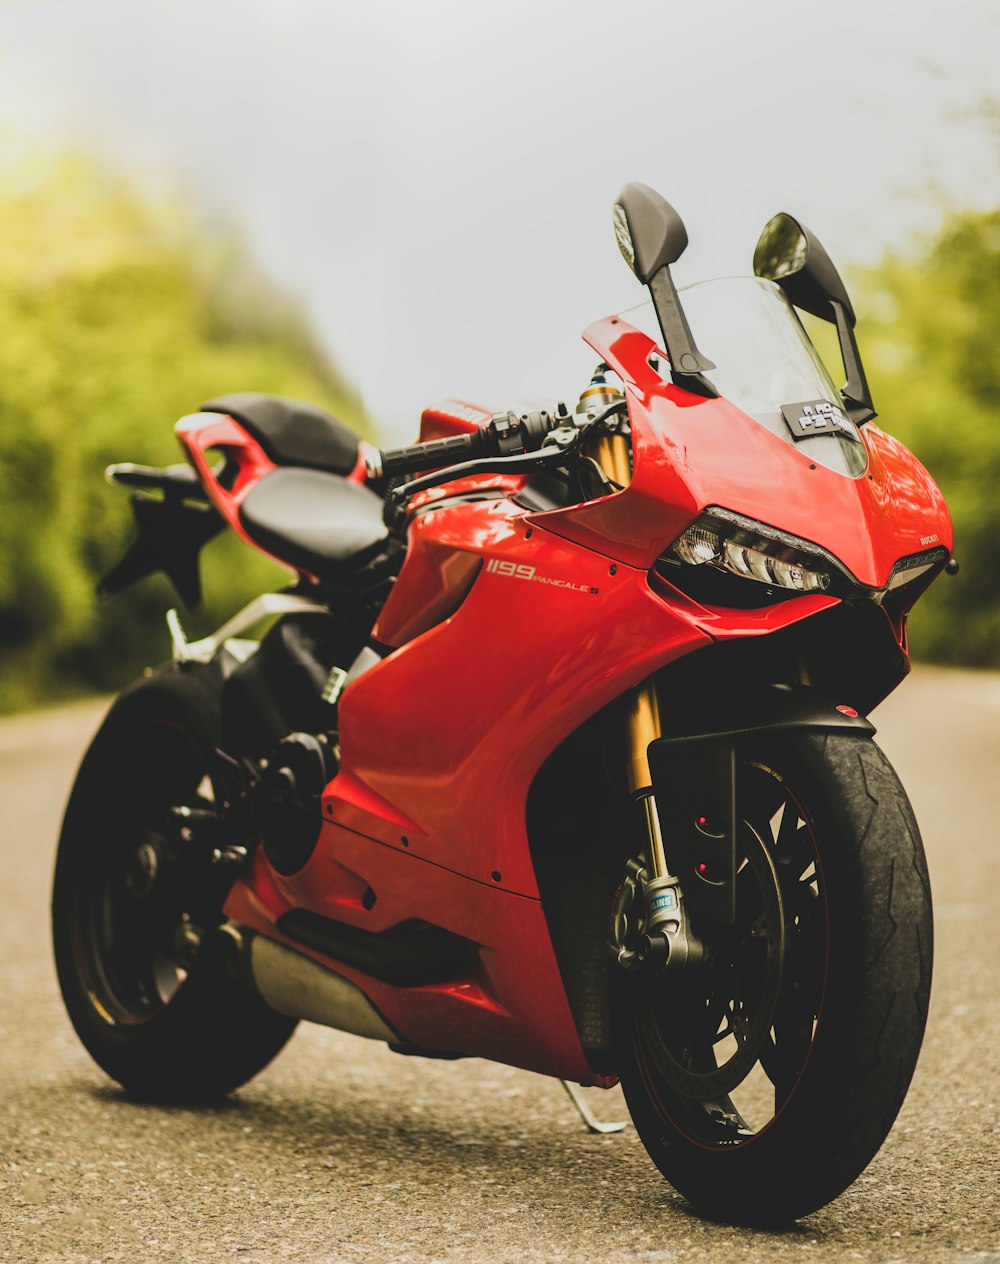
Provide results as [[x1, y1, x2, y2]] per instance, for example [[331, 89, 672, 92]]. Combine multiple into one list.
[[615, 679, 705, 973]]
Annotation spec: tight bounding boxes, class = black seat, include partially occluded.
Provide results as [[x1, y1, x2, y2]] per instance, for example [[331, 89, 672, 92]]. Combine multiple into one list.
[[203, 393, 360, 475], [238, 467, 388, 582]]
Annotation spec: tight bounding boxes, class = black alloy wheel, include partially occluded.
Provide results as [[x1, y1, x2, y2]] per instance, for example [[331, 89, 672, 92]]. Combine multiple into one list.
[[616, 732, 932, 1224], [52, 663, 296, 1101]]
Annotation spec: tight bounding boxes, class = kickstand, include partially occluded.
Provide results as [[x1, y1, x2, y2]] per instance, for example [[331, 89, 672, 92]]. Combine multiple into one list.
[[560, 1079, 627, 1135]]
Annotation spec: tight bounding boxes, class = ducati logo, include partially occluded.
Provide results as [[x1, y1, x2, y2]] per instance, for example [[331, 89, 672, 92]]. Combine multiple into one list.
[[485, 558, 599, 594]]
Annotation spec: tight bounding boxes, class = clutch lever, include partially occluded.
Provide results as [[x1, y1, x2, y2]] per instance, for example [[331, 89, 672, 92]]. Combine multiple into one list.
[[385, 425, 583, 507], [385, 401, 627, 510]]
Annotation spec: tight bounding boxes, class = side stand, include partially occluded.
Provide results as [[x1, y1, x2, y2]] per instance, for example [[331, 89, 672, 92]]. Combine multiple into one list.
[[560, 1080, 627, 1135]]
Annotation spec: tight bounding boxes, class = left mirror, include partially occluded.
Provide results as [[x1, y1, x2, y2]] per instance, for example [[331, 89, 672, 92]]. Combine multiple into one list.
[[613, 183, 717, 392], [614, 183, 689, 285]]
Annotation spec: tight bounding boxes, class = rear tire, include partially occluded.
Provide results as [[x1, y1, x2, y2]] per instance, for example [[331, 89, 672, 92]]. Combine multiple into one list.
[[617, 732, 933, 1224], [52, 663, 297, 1102]]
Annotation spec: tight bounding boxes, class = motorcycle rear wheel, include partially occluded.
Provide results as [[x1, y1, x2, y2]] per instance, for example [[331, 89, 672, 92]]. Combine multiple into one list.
[[52, 663, 297, 1102], [617, 731, 932, 1225]]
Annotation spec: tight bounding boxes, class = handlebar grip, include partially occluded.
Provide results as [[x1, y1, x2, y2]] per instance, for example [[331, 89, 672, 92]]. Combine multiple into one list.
[[370, 431, 487, 479]]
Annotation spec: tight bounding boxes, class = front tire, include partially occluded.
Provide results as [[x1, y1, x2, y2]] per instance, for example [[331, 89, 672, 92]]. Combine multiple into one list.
[[617, 732, 933, 1224], [52, 664, 297, 1102]]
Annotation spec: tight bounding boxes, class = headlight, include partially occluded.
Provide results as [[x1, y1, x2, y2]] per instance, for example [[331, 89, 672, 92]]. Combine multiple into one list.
[[668, 510, 833, 593], [661, 508, 950, 604]]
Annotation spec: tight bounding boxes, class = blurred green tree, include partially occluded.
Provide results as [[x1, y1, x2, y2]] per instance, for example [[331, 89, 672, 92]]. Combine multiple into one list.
[[0, 152, 368, 712], [859, 205, 1000, 665]]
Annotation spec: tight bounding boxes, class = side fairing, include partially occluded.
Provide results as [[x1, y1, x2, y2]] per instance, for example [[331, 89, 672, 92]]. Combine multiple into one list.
[[226, 499, 714, 1083], [337, 501, 711, 897], [320, 496, 837, 898]]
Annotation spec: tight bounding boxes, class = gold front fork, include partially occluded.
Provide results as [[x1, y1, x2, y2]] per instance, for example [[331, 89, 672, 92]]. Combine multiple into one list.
[[591, 433, 632, 489], [623, 675, 703, 969], [625, 680, 669, 879]]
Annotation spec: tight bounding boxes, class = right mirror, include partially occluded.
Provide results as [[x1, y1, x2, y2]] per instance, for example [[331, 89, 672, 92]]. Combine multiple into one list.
[[753, 212, 875, 424], [752, 212, 809, 283], [753, 212, 854, 325]]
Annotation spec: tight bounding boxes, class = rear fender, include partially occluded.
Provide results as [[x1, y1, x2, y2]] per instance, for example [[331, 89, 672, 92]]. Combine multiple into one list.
[[649, 685, 874, 925]]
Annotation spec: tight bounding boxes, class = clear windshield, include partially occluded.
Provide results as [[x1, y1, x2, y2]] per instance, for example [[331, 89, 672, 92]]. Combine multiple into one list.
[[620, 276, 867, 478]]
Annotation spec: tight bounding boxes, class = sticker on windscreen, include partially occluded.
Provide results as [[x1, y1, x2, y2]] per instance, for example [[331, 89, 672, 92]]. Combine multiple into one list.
[[781, 399, 861, 443]]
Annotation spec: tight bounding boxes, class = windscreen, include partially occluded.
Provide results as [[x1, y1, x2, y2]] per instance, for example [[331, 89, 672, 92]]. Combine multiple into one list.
[[620, 276, 868, 478]]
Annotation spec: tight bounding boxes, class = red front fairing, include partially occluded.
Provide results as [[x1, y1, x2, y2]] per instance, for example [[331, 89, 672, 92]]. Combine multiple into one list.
[[223, 313, 951, 1085], [538, 317, 952, 581]]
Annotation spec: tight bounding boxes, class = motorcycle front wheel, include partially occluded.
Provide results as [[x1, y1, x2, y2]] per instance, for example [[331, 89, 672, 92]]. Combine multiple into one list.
[[617, 731, 932, 1225]]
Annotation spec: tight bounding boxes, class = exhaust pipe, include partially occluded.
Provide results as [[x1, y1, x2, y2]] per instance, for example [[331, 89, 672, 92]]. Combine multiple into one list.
[[221, 923, 400, 1043]]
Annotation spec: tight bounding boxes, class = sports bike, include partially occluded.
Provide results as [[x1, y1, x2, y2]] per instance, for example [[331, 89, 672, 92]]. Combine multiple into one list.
[[52, 183, 952, 1224]]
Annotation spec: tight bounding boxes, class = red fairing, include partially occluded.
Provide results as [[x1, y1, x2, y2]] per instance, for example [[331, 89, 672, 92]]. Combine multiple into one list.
[[226, 502, 832, 1081], [221, 313, 950, 1085], [225, 826, 592, 1079], [532, 316, 952, 585], [225, 499, 710, 1080]]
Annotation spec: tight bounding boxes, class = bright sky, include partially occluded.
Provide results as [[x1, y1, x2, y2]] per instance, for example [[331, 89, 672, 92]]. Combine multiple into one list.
[[1, 0, 998, 442]]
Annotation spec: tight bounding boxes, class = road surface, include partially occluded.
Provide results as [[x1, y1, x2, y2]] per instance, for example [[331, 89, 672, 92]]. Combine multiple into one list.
[[1, 668, 997, 1263]]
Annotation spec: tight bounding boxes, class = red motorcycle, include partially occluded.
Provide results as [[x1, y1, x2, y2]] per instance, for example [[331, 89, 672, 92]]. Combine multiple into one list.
[[53, 184, 951, 1224]]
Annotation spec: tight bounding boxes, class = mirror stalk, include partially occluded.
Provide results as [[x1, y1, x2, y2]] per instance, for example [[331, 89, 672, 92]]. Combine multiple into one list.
[[648, 269, 719, 398], [831, 300, 876, 425]]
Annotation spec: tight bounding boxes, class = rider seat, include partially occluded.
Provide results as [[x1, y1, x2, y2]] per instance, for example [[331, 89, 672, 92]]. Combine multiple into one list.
[[238, 467, 388, 582], [203, 393, 360, 475]]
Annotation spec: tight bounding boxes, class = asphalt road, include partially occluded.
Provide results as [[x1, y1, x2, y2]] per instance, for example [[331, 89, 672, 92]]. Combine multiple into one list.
[[1, 669, 998, 1264]]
